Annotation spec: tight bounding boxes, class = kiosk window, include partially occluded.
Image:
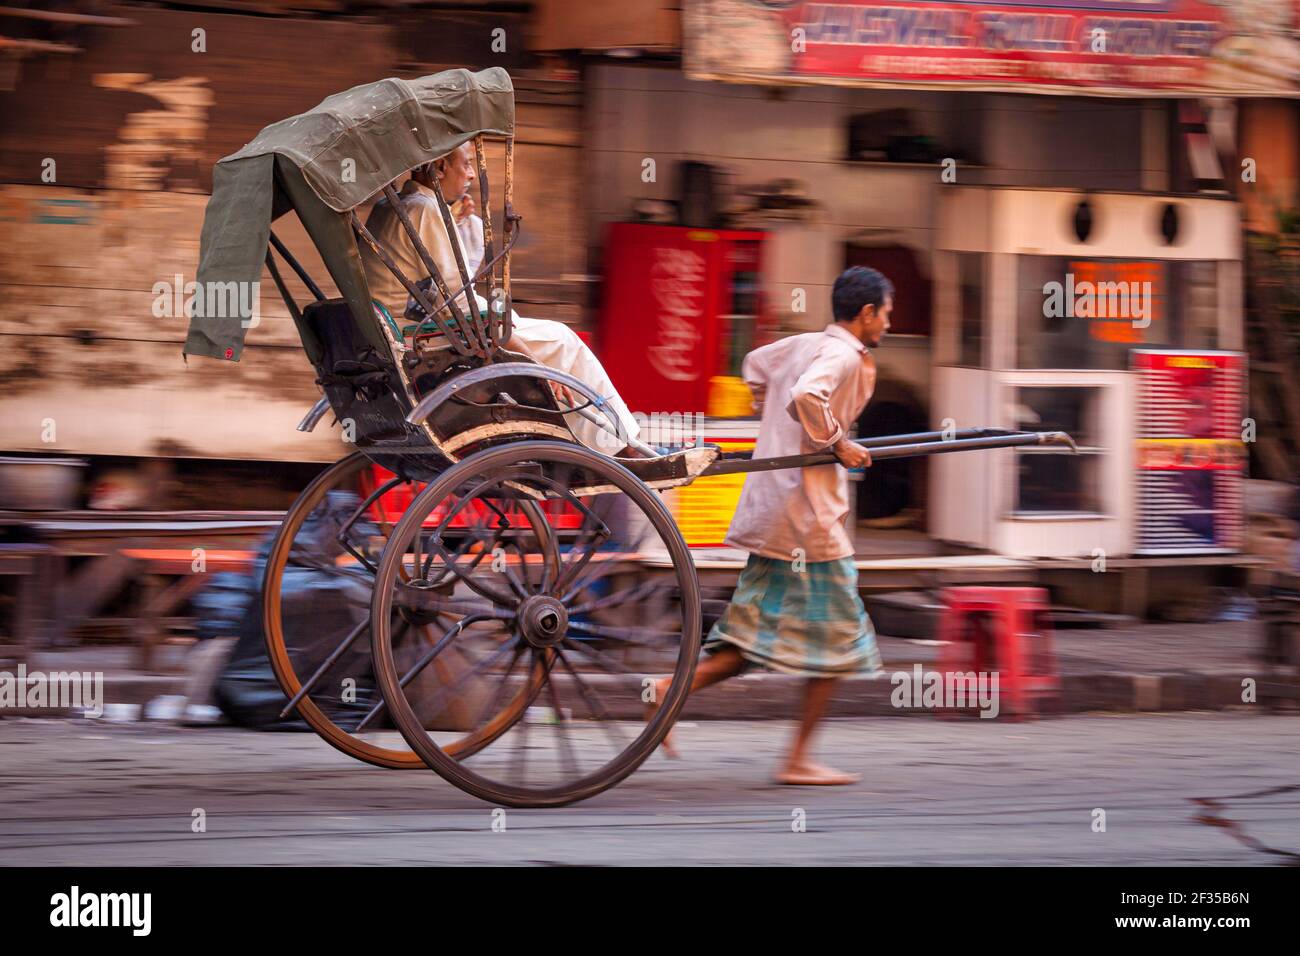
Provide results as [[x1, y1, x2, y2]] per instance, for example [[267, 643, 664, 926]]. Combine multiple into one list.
[[1016, 257, 1218, 369], [1014, 386, 1104, 514]]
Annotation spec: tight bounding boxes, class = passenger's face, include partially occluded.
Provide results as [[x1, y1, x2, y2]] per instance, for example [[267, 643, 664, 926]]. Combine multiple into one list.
[[436, 144, 476, 200]]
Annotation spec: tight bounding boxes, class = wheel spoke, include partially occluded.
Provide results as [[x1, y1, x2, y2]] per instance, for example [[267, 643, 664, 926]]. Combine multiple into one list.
[[503, 537, 541, 595], [468, 640, 527, 731], [287, 558, 371, 588], [336, 475, 406, 574], [566, 619, 681, 648], [392, 587, 515, 620], [278, 617, 369, 719], [554, 530, 610, 597], [467, 512, 533, 601], [544, 658, 579, 780], [560, 555, 625, 605], [568, 578, 673, 616], [559, 637, 643, 677], [425, 535, 518, 607], [411, 523, 424, 583], [533, 508, 563, 594], [355, 614, 497, 731], [422, 526, 483, 584], [508, 675, 532, 787], [554, 646, 630, 752], [393, 630, 522, 732], [518, 472, 609, 587], [552, 503, 611, 594]]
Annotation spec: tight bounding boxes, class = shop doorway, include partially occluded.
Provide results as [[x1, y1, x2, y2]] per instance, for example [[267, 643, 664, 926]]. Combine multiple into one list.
[[855, 394, 927, 522]]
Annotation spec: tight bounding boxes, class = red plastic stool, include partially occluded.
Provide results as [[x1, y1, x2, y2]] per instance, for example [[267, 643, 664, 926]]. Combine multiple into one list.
[[936, 587, 1061, 718]]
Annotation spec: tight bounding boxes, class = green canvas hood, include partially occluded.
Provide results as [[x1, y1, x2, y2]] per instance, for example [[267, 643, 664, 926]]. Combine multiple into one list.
[[184, 67, 514, 361]]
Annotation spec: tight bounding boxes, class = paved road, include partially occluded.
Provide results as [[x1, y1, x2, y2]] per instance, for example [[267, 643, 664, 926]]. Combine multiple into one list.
[[1, 713, 1296, 865]]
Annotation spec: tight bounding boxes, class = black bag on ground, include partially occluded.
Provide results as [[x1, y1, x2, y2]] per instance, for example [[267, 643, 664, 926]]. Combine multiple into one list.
[[212, 491, 382, 730]]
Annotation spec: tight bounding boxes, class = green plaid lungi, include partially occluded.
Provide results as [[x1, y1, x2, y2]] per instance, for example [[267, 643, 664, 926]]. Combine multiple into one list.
[[704, 554, 883, 678]]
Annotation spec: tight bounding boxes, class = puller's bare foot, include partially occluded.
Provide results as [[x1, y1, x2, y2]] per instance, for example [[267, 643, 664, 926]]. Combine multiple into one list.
[[644, 676, 679, 758], [774, 761, 860, 786]]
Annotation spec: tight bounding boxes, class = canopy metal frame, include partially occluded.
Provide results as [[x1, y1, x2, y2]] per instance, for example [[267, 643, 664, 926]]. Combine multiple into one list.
[[263, 130, 520, 365]]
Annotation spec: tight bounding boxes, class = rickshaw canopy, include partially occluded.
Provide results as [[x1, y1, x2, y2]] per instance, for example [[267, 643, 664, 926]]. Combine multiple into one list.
[[184, 67, 514, 362]]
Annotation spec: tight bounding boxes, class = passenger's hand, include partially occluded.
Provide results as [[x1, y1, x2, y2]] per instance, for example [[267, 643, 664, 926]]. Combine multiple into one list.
[[832, 438, 872, 469], [548, 380, 577, 409], [455, 194, 476, 223]]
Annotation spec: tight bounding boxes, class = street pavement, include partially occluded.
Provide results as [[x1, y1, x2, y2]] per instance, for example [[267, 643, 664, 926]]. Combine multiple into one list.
[[25, 620, 1296, 717], [1, 712, 1296, 865]]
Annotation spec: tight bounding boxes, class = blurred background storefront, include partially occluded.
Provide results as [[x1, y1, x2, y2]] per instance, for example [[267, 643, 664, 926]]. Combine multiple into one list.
[[535, 0, 1300, 614], [3, 0, 1300, 622]]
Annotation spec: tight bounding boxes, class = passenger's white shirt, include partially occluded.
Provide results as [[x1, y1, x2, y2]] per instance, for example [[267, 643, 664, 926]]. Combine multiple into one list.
[[360, 179, 478, 321], [457, 213, 485, 278]]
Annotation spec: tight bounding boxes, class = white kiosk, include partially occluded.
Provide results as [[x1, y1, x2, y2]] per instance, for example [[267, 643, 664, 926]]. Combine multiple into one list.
[[930, 187, 1245, 561]]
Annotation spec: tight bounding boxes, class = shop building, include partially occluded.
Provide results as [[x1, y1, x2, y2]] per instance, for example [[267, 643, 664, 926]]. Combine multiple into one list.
[[536, 0, 1300, 610]]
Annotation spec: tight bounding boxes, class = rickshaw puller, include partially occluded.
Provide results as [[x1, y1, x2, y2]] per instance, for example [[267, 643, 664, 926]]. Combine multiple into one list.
[[650, 266, 893, 786], [361, 143, 646, 456]]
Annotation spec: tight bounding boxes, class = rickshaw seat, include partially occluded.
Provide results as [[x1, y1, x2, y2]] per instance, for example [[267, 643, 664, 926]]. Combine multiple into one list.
[[303, 298, 394, 365], [401, 276, 495, 346], [302, 297, 412, 437]]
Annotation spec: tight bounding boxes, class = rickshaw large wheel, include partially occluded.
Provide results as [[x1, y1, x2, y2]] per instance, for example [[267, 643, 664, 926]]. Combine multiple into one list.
[[370, 440, 702, 807], [263, 452, 547, 770]]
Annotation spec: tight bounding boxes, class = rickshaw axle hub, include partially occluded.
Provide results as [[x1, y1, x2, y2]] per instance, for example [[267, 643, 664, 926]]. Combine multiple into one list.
[[518, 594, 568, 648]]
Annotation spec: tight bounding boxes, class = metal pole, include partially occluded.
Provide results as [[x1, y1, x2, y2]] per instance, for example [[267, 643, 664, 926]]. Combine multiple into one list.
[[379, 183, 474, 354], [472, 136, 497, 328], [268, 230, 325, 301], [701, 431, 1077, 477], [711, 426, 1016, 462], [431, 177, 489, 355], [501, 137, 516, 344], [858, 426, 1014, 447], [349, 212, 472, 355]]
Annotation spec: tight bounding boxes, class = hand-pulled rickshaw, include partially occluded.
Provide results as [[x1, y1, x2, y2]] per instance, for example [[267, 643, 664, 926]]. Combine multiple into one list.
[[186, 67, 1076, 807]]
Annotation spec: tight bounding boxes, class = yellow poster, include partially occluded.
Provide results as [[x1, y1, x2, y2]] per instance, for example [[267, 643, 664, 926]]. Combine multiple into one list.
[[669, 439, 755, 547]]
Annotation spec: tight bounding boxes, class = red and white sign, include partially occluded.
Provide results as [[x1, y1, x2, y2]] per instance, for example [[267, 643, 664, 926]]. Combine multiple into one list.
[[1133, 350, 1246, 555], [685, 0, 1300, 96], [648, 246, 708, 384], [598, 223, 770, 417]]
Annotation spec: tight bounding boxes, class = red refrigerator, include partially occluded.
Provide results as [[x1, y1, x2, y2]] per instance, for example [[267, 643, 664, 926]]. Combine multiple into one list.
[[597, 223, 770, 418]]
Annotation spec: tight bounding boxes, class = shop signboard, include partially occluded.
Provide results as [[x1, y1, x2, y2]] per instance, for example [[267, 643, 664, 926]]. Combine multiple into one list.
[[685, 0, 1300, 96]]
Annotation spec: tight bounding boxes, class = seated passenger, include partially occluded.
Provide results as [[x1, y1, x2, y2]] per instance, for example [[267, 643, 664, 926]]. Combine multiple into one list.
[[451, 193, 484, 277], [360, 144, 645, 456]]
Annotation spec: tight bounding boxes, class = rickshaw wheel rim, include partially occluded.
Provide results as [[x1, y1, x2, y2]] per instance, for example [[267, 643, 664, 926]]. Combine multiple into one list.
[[369, 440, 702, 807], [262, 452, 542, 769]]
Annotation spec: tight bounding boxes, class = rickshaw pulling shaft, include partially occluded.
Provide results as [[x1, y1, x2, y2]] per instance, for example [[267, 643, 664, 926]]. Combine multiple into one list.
[[700, 428, 1078, 477], [563, 404, 1079, 476]]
